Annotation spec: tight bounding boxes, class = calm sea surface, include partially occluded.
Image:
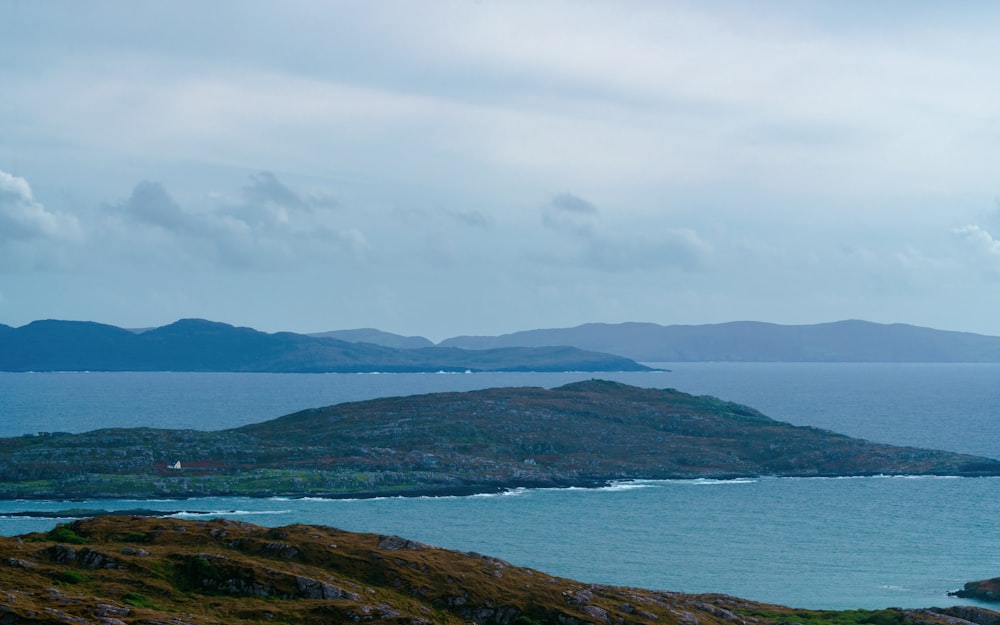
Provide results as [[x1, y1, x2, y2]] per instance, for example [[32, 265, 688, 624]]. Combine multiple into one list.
[[1, 364, 999, 610]]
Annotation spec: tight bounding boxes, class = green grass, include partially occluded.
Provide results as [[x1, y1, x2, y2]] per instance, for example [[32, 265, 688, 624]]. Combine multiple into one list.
[[738, 609, 908, 625], [47, 524, 87, 544], [55, 570, 89, 584], [122, 591, 156, 608]]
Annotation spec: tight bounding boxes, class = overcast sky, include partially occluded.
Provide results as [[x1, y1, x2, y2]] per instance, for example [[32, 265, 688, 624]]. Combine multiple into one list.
[[4, 1, 1000, 340]]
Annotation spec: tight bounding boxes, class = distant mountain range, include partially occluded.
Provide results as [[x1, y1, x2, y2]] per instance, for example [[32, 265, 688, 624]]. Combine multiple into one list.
[[8, 318, 1000, 370], [436, 320, 1000, 362], [0, 319, 649, 373], [308, 327, 434, 349]]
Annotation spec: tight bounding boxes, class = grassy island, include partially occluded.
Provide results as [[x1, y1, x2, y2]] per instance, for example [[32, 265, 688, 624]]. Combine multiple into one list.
[[1, 380, 997, 500]]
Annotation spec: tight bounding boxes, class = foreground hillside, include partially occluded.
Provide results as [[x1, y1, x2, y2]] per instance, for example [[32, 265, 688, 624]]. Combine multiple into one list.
[[1, 381, 997, 500], [1, 516, 996, 625], [439, 320, 1000, 362], [0, 318, 649, 373]]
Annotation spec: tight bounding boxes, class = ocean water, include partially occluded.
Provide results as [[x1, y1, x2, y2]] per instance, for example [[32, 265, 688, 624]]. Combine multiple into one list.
[[1, 364, 999, 610]]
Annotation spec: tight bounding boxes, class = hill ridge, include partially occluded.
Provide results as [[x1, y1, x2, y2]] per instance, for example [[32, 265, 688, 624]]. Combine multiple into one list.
[[438, 319, 1000, 362], [0, 381, 996, 500], [0, 318, 649, 373]]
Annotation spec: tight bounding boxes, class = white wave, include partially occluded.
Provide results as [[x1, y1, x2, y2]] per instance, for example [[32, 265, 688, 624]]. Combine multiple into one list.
[[599, 481, 661, 492], [598, 478, 758, 487], [796, 474, 964, 481], [470, 488, 528, 498], [166, 510, 292, 518], [669, 478, 758, 486]]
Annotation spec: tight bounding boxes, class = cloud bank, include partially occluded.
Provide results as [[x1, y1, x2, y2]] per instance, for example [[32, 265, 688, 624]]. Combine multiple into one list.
[[6, 3, 1000, 337], [0, 171, 79, 243], [543, 193, 712, 272]]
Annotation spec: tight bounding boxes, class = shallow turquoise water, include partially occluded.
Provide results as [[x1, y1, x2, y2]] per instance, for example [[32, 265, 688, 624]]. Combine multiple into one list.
[[2, 364, 999, 610], [2, 476, 998, 610]]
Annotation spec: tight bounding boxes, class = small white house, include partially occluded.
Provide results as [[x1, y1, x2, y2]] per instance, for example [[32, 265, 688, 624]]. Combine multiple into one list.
[[169, 460, 182, 470]]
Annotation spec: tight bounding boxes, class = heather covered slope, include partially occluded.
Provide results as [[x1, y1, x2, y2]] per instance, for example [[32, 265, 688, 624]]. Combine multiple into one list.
[[0, 381, 997, 499], [0, 516, 995, 625], [236, 380, 1000, 480]]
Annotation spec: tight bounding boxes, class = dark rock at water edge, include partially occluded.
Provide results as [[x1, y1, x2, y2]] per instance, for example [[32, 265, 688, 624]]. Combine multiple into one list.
[[951, 578, 1000, 603]]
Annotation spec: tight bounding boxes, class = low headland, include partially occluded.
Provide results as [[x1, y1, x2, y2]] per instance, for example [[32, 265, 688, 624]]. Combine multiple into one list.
[[2, 380, 998, 501], [951, 578, 1000, 603]]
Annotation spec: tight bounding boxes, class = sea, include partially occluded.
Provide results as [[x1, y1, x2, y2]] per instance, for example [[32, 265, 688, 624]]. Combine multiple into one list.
[[1, 363, 999, 611]]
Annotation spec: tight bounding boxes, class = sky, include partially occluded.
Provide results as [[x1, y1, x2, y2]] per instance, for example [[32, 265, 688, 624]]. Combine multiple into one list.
[[4, 1, 1000, 341]]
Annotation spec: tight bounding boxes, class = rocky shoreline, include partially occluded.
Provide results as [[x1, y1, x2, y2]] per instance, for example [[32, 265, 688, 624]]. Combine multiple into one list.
[[4, 471, 997, 504], [951, 578, 1000, 603]]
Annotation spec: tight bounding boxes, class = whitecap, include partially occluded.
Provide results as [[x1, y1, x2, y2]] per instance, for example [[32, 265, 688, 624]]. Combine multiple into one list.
[[676, 478, 758, 486], [166, 510, 291, 518], [598, 481, 660, 492]]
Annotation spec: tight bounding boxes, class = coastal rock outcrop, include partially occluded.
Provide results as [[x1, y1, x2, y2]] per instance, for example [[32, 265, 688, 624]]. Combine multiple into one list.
[[950, 578, 1000, 603]]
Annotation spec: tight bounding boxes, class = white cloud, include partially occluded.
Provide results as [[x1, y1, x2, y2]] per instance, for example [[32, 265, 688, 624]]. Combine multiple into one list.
[[0, 170, 80, 242], [445, 209, 494, 229], [543, 193, 598, 236], [105, 173, 366, 271], [8, 2, 1000, 207], [358, 2, 1000, 196], [583, 228, 712, 273], [541, 192, 712, 272], [8, 3, 1000, 335], [9, 1, 999, 214], [954, 224, 1000, 277], [0, 170, 84, 272]]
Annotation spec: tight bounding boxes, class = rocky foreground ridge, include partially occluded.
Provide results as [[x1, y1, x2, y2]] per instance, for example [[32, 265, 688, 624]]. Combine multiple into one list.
[[1, 515, 998, 625], [1, 381, 998, 499]]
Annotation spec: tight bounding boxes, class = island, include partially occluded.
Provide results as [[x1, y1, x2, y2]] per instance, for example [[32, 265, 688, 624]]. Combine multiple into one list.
[[0, 318, 651, 373], [1, 380, 998, 500], [439, 319, 1000, 362], [0, 515, 997, 625]]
